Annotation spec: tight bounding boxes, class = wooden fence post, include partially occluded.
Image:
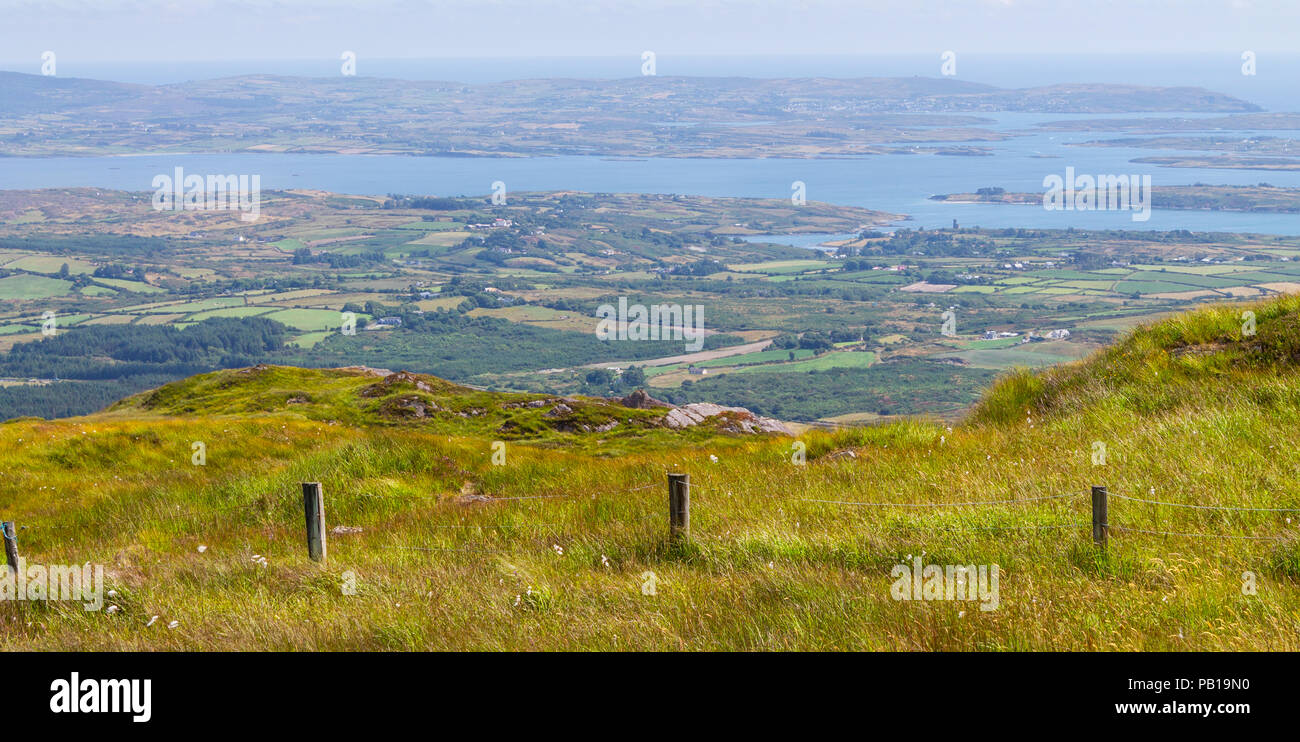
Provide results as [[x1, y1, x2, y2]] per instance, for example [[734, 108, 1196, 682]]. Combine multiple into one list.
[[2, 521, 17, 574], [302, 482, 326, 562], [1091, 485, 1108, 548], [668, 473, 690, 542]]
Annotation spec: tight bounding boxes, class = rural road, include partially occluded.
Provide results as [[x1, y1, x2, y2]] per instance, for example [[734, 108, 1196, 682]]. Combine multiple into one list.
[[582, 338, 775, 369]]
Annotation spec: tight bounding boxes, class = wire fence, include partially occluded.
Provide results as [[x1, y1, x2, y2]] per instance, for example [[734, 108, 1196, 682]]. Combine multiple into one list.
[[330, 478, 664, 557], [6, 473, 1298, 565], [687, 479, 1298, 542]]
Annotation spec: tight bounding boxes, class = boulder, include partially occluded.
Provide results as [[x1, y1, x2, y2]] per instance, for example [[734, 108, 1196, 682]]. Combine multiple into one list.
[[663, 402, 791, 435], [619, 389, 672, 409]]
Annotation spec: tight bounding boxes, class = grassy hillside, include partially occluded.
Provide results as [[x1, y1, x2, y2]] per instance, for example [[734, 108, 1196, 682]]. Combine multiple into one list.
[[2, 296, 1299, 650]]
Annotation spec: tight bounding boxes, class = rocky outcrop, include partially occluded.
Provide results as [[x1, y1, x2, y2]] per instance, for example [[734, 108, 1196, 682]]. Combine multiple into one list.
[[663, 402, 791, 435], [619, 389, 671, 409], [616, 388, 789, 434], [361, 371, 435, 397], [339, 366, 395, 378], [381, 394, 443, 419]]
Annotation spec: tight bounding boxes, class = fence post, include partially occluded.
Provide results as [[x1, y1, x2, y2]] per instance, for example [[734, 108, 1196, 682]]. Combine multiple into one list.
[[668, 473, 690, 542], [2, 521, 17, 574], [302, 482, 326, 562], [1091, 485, 1108, 548]]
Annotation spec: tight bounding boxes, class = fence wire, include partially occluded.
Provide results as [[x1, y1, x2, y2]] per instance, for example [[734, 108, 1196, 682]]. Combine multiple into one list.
[[1109, 491, 1300, 513], [7, 477, 1297, 556]]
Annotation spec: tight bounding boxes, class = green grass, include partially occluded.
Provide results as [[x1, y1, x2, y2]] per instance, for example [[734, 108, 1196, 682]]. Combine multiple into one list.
[[288, 331, 331, 348], [694, 348, 817, 368], [185, 307, 277, 322], [939, 346, 1080, 369], [261, 308, 353, 332], [3, 297, 1300, 651], [731, 350, 876, 373], [961, 337, 1024, 350], [728, 259, 834, 275], [92, 277, 166, 294], [272, 238, 307, 253], [0, 274, 74, 300], [1124, 271, 1245, 289], [1, 256, 97, 274], [161, 297, 250, 313], [1112, 280, 1205, 295]]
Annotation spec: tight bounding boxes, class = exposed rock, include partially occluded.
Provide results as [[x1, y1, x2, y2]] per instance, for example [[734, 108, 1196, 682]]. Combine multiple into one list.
[[714, 410, 790, 435], [544, 403, 573, 418], [382, 394, 442, 419], [456, 481, 490, 504], [503, 398, 555, 409], [338, 366, 395, 378], [822, 449, 858, 462], [619, 389, 672, 409], [662, 403, 791, 435], [361, 371, 434, 397]]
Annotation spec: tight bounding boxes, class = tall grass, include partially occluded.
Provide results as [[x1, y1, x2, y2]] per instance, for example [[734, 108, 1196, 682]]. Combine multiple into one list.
[[2, 298, 1300, 650]]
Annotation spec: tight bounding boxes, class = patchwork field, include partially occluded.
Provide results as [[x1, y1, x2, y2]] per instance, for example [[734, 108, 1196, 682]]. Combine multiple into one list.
[[4, 188, 1300, 424]]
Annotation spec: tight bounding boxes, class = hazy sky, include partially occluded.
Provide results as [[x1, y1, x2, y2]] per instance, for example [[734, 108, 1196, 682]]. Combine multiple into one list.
[[0, 0, 1293, 63]]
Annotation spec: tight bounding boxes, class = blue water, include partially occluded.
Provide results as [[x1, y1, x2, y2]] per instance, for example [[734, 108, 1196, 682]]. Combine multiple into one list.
[[2, 54, 1299, 234], [7, 115, 1300, 234]]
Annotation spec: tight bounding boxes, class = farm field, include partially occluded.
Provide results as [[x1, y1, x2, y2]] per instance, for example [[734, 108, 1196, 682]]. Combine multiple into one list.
[[4, 187, 1300, 424]]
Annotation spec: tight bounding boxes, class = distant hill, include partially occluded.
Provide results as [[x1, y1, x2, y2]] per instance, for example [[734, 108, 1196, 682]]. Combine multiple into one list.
[[0, 71, 145, 116], [109, 363, 792, 441], [0, 72, 1261, 158]]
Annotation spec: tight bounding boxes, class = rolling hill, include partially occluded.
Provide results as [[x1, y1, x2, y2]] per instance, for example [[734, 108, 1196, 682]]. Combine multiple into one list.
[[2, 295, 1299, 650]]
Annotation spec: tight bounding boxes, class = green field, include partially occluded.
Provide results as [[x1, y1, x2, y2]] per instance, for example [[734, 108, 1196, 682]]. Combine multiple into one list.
[[694, 348, 817, 368], [939, 345, 1082, 369], [93, 277, 167, 293], [0, 274, 73, 300], [262, 308, 354, 332], [1, 256, 97, 274], [732, 350, 876, 373], [186, 307, 277, 321]]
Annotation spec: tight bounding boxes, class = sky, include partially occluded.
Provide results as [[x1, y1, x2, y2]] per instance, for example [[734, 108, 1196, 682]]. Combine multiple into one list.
[[0, 0, 1294, 64]]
